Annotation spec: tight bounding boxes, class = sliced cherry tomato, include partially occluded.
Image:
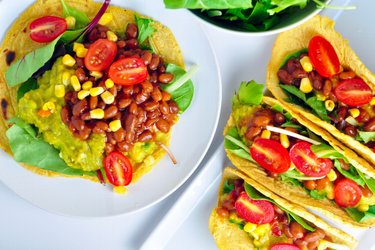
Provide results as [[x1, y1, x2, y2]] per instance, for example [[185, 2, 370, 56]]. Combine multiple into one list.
[[334, 178, 362, 208], [108, 57, 148, 85], [84, 39, 117, 71], [289, 142, 332, 177], [334, 78, 372, 107], [29, 16, 67, 43], [234, 192, 274, 224], [308, 35, 340, 77], [270, 243, 300, 250], [103, 152, 132, 186], [250, 138, 290, 174]]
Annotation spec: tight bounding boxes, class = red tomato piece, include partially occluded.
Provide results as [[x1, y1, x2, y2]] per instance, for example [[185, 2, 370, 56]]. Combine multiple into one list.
[[308, 35, 340, 77], [290, 142, 332, 177], [270, 243, 300, 250], [29, 16, 67, 43], [250, 138, 290, 174], [234, 192, 274, 224], [103, 152, 133, 186], [108, 57, 148, 85], [334, 78, 372, 107], [84, 39, 117, 71], [334, 179, 362, 208]]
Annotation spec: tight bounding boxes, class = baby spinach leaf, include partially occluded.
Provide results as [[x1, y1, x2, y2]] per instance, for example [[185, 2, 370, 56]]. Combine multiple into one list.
[[267, 0, 308, 15], [334, 160, 365, 186], [358, 171, 375, 194], [346, 206, 375, 222], [357, 131, 375, 143], [224, 127, 254, 162], [306, 96, 330, 122], [135, 15, 155, 44], [164, 0, 253, 9], [17, 78, 38, 101], [280, 84, 306, 101], [223, 180, 234, 194], [237, 80, 264, 106], [281, 121, 302, 130], [310, 144, 345, 160], [61, 0, 90, 28]]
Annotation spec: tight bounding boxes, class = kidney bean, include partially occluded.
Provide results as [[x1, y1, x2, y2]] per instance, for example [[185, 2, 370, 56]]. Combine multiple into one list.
[[307, 241, 319, 250], [126, 23, 138, 39], [149, 71, 158, 83], [114, 128, 126, 142], [125, 38, 138, 49], [158, 73, 174, 84], [295, 239, 308, 248], [145, 117, 159, 128], [149, 54, 160, 71], [282, 225, 294, 238], [151, 87, 162, 102], [328, 92, 337, 103], [304, 180, 317, 190], [337, 106, 348, 122], [161, 91, 171, 102], [109, 86, 117, 97], [356, 108, 370, 123], [286, 58, 300, 73], [64, 91, 77, 105], [169, 101, 179, 114], [221, 199, 235, 211], [125, 114, 137, 132], [245, 126, 262, 140], [122, 85, 133, 95], [61, 106, 71, 125], [339, 71, 356, 80], [76, 57, 84, 68], [158, 65, 166, 74], [277, 69, 293, 84], [215, 207, 229, 218], [104, 105, 118, 119], [322, 79, 332, 97], [76, 68, 87, 83], [273, 204, 284, 215], [133, 85, 141, 94], [97, 121, 109, 131], [274, 112, 285, 124], [271, 134, 280, 141], [141, 81, 153, 93], [125, 131, 135, 143], [315, 176, 330, 190], [118, 98, 132, 109], [144, 101, 159, 111], [89, 96, 98, 110], [138, 131, 153, 142], [338, 159, 350, 171], [364, 117, 375, 131], [79, 126, 91, 140], [97, 101, 106, 110], [335, 120, 346, 131], [81, 112, 91, 121], [117, 141, 133, 152], [71, 116, 85, 131], [72, 99, 88, 117], [304, 229, 325, 243], [292, 69, 308, 79], [117, 40, 126, 48], [361, 185, 373, 198], [156, 119, 170, 133], [344, 124, 357, 137], [106, 132, 116, 145], [129, 102, 138, 115], [290, 221, 306, 239], [141, 51, 152, 65], [253, 115, 272, 127], [105, 143, 115, 154], [97, 24, 109, 33]]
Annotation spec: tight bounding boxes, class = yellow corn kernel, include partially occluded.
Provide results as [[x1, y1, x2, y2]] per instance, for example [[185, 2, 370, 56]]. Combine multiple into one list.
[[98, 13, 113, 26], [42, 101, 55, 112], [325, 100, 335, 112], [105, 78, 115, 89], [299, 77, 313, 93], [62, 54, 76, 67], [106, 31, 118, 42], [62, 72, 71, 86], [78, 90, 90, 100], [280, 134, 290, 148], [316, 93, 327, 101], [325, 183, 334, 200], [65, 16, 76, 29], [54, 85, 65, 98], [113, 186, 127, 194], [260, 129, 271, 139], [73, 42, 84, 52], [327, 169, 337, 181], [90, 71, 103, 79], [70, 75, 81, 91], [349, 108, 360, 118], [357, 204, 369, 212], [82, 81, 93, 90], [300, 56, 313, 72], [76, 47, 88, 58], [90, 87, 105, 97], [109, 120, 122, 132], [90, 108, 105, 119], [370, 97, 375, 105], [244, 222, 257, 233], [101, 91, 115, 105], [253, 224, 269, 236]]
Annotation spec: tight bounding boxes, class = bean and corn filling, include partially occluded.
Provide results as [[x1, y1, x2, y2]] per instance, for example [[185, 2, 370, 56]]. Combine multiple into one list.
[[277, 53, 375, 149], [45, 18, 179, 155]]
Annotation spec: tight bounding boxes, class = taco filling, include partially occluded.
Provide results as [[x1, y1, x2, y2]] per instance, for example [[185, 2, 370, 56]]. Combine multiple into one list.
[[225, 81, 375, 224]]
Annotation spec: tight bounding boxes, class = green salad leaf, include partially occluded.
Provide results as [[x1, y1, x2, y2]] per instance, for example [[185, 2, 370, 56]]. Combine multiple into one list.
[[358, 171, 375, 194], [280, 84, 306, 101], [224, 127, 254, 162], [236, 80, 264, 106], [223, 180, 235, 194], [135, 15, 156, 44], [309, 190, 326, 200], [310, 144, 345, 160], [61, 0, 90, 28], [163, 0, 253, 9], [357, 131, 375, 143], [334, 160, 365, 186], [17, 78, 38, 101], [267, 0, 308, 15], [280, 174, 303, 187], [346, 206, 375, 222]]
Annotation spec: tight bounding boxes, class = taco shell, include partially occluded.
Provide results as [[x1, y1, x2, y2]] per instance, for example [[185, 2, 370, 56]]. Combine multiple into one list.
[[266, 14, 375, 168]]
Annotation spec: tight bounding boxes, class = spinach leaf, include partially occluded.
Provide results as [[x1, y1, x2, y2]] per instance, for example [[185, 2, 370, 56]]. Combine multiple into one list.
[[358, 171, 375, 195], [164, 0, 253, 9], [309, 190, 326, 200], [282, 169, 323, 181], [223, 180, 234, 194], [6, 118, 95, 177], [135, 15, 155, 44], [17, 78, 38, 101], [267, 0, 308, 15], [281, 121, 302, 130], [346, 206, 375, 222], [357, 131, 375, 143], [334, 160, 365, 186], [280, 84, 306, 101], [306, 96, 330, 122], [310, 144, 345, 160], [61, 27, 86, 43], [61, 0, 90, 28], [224, 127, 254, 162], [237, 80, 264, 106]]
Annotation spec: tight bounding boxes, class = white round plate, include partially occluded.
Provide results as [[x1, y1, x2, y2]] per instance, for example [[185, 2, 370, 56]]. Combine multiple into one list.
[[0, 0, 222, 217]]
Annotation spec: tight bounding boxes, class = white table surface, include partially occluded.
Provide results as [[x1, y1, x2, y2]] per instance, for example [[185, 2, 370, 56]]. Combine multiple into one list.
[[1, 0, 374, 249]]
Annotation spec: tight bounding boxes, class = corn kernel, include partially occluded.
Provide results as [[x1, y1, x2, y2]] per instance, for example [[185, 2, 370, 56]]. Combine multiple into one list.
[[244, 222, 257, 233], [62, 72, 71, 86], [316, 93, 327, 101], [370, 97, 375, 106], [73, 42, 84, 52], [327, 169, 337, 181], [78, 90, 90, 100], [62, 54, 76, 67], [55, 85, 65, 98], [76, 47, 88, 58], [349, 108, 360, 118], [90, 71, 103, 79], [106, 31, 118, 42], [82, 81, 93, 90], [105, 78, 115, 89], [280, 134, 290, 148], [113, 186, 127, 194], [90, 108, 105, 119], [101, 91, 115, 105], [253, 224, 269, 236], [90, 87, 105, 97], [300, 56, 313, 72], [98, 13, 113, 26], [357, 204, 369, 212], [260, 130, 271, 139], [65, 16, 76, 29], [299, 77, 313, 93], [70, 75, 81, 91], [325, 183, 334, 200], [42, 101, 55, 112], [325, 100, 335, 112], [109, 120, 122, 132]]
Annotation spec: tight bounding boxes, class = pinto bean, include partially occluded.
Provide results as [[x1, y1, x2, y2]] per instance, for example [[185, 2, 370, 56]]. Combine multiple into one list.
[[141, 81, 153, 93], [129, 102, 138, 115], [145, 117, 159, 128], [290, 221, 305, 239], [215, 208, 229, 218], [364, 117, 375, 132], [78, 126, 91, 140], [151, 87, 162, 102], [105, 143, 115, 154], [117, 141, 133, 152]]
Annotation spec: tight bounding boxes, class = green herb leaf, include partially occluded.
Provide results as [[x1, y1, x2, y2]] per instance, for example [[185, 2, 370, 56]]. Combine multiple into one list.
[[280, 84, 306, 101], [61, 0, 90, 28], [306, 96, 330, 122], [334, 160, 365, 186], [224, 127, 254, 162], [358, 171, 375, 195], [357, 131, 375, 144], [310, 144, 345, 160], [309, 190, 327, 200], [135, 15, 155, 44], [223, 180, 234, 194], [17, 78, 38, 101], [61, 27, 86, 43], [345, 206, 375, 222], [237, 80, 264, 106], [163, 0, 253, 9], [281, 121, 302, 130]]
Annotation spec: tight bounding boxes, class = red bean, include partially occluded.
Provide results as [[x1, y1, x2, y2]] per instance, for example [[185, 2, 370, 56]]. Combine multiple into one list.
[[141, 51, 152, 65], [114, 128, 126, 143], [61, 106, 70, 125], [149, 54, 160, 71], [125, 114, 137, 133], [290, 221, 305, 239], [89, 96, 98, 110], [125, 38, 138, 49], [72, 99, 88, 117], [156, 119, 170, 133], [144, 101, 160, 111], [138, 131, 153, 142], [277, 69, 293, 84], [158, 73, 174, 84], [118, 98, 132, 109], [126, 23, 138, 39], [71, 116, 85, 131], [215, 208, 229, 218], [364, 117, 375, 132], [104, 105, 118, 119]]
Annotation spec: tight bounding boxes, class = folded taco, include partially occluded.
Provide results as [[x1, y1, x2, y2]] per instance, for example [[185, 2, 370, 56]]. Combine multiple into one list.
[[224, 81, 375, 228], [0, 0, 195, 189], [266, 15, 375, 169], [209, 167, 357, 249]]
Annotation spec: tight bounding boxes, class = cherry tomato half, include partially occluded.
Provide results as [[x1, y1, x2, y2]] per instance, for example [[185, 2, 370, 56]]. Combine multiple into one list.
[[84, 39, 117, 71], [29, 16, 67, 43], [108, 57, 148, 85], [234, 192, 274, 224], [270, 243, 300, 250], [289, 142, 332, 177], [103, 152, 133, 186], [250, 138, 290, 174], [308, 35, 340, 77], [334, 178, 362, 208], [334, 78, 372, 107]]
